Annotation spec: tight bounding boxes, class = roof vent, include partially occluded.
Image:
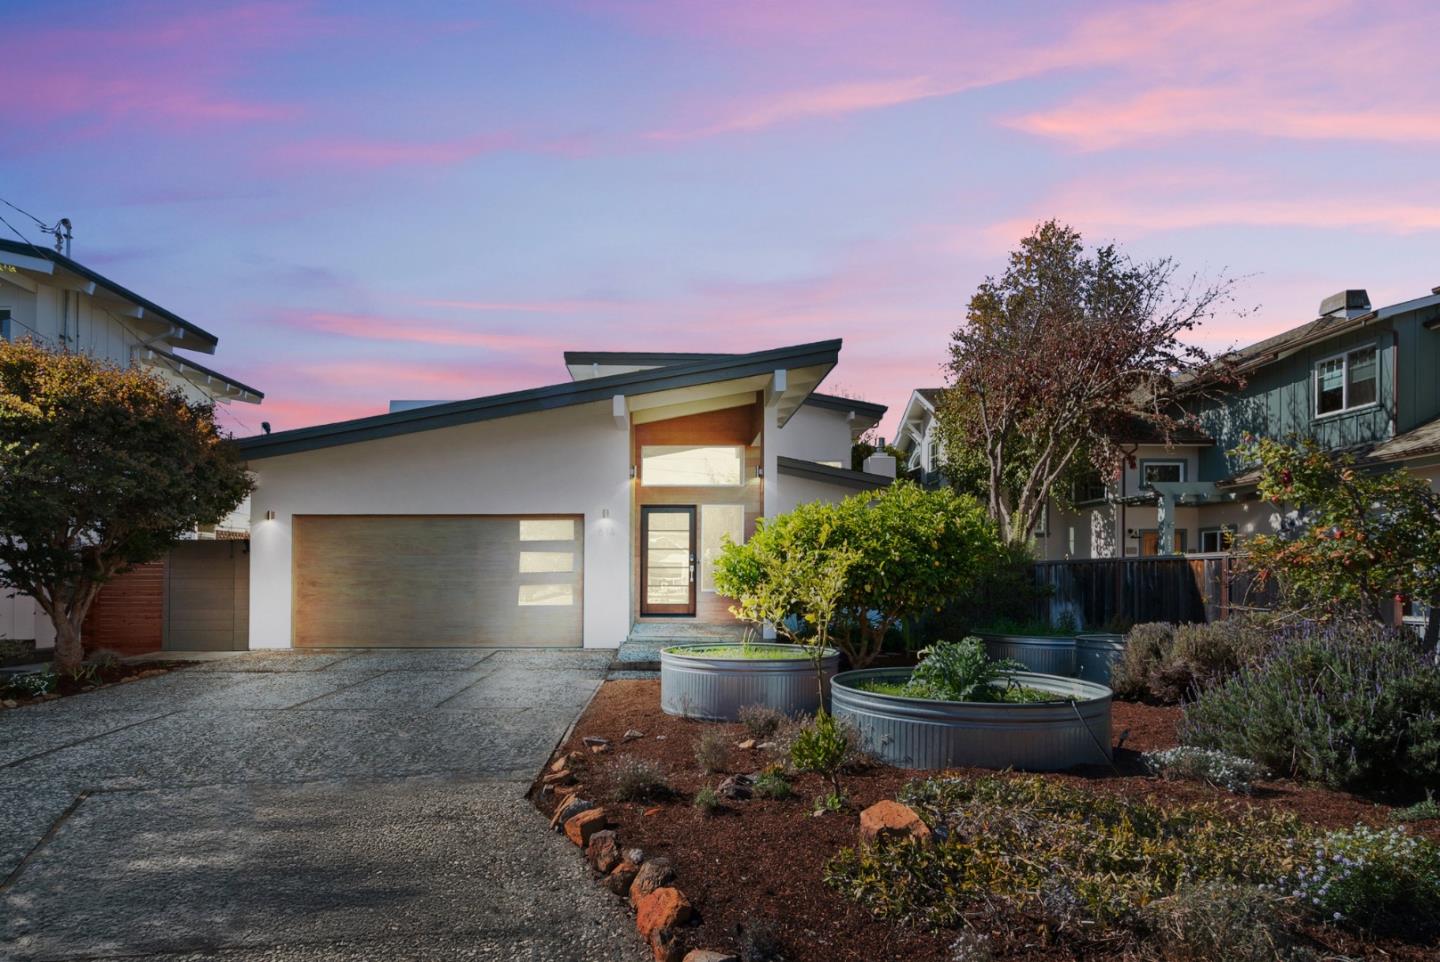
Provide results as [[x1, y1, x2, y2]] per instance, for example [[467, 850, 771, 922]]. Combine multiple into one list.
[[1319, 289, 1370, 319]]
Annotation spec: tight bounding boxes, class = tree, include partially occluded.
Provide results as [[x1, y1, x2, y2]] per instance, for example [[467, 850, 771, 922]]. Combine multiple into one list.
[[1237, 435, 1440, 646], [939, 220, 1237, 542], [0, 340, 253, 671], [714, 481, 1005, 667]]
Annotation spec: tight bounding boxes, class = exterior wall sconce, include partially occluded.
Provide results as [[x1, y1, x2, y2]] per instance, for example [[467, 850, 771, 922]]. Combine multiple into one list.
[[756, 466, 764, 478], [629, 465, 636, 479], [264, 510, 276, 521], [602, 508, 610, 519]]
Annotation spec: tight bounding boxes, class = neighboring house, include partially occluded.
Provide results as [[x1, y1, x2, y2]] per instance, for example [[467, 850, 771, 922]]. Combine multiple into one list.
[[895, 286, 1440, 562], [0, 238, 262, 650], [236, 343, 891, 651], [893, 388, 946, 487]]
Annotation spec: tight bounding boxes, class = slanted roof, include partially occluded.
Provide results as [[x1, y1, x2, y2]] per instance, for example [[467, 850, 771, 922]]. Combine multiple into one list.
[[0, 238, 219, 352], [141, 346, 264, 403], [776, 456, 892, 491], [1219, 413, 1440, 488], [894, 388, 944, 454], [237, 339, 842, 459], [800, 391, 887, 421]]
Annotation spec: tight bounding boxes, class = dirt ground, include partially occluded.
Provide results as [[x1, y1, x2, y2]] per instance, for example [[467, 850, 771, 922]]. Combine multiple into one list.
[[534, 679, 1439, 962]]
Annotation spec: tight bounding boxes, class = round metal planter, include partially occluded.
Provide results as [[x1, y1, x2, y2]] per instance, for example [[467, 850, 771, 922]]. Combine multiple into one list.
[[1075, 633, 1127, 685], [659, 644, 840, 721], [977, 632, 1078, 677], [831, 668, 1113, 772]]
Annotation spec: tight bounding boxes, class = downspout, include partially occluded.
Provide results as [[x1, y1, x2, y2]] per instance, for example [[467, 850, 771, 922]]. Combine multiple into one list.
[[1391, 328, 1400, 437]]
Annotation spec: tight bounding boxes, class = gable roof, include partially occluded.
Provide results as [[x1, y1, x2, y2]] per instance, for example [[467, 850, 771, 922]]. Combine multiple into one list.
[[0, 238, 219, 352], [236, 339, 842, 459], [1218, 288, 1440, 374], [776, 456, 892, 491]]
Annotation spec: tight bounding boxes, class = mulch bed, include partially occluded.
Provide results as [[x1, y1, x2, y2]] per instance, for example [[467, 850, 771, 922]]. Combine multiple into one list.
[[0, 660, 192, 709], [534, 679, 1440, 962]]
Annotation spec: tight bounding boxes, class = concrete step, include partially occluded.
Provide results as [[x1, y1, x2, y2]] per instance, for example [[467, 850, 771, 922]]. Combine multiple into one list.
[[611, 623, 752, 673]]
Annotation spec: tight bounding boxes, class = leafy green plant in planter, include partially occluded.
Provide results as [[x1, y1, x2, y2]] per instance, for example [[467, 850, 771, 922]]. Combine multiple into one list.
[[714, 481, 1006, 668], [904, 638, 1026, 702]]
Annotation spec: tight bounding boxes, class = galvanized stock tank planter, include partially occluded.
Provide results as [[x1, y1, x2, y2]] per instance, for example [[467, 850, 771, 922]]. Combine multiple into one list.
[[1075, 633, 1127, 685], [831, 668, 1113, 771], [977, 632, 1078, 676], [659, 644, 840, 721]]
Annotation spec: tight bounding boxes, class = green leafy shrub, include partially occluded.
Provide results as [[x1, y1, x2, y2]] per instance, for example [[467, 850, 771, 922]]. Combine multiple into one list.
[[828, 775, 1305, 930], [1140, 883, 1312, 962], [753, 770, 792, 800], [714, 481, 1007, 667], [789, 711, 852, 794], [609, 758, 671, 802], [1113, 619, 1271, 704], [693, 729, 730, 774], [1391, 792, 1440, 824], [693, 786, 722, 815], [1180, 619, 1440, 793], [1277, 825, 1440, 933], [737, 703, 785, 740], [3, 671, 55, 698], [1142, 747, 1269, 795], [904, 637, 1025, 702]]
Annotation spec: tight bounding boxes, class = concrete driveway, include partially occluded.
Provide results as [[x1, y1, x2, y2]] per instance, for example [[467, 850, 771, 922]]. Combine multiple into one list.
[[0, 649, 643, 962]]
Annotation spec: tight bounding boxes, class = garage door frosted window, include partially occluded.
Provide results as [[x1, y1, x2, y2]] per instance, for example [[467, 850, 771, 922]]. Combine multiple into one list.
[[519, 551, 574, 573], [518, 584, 573, 606], [519, 519, 575, 541], [641, 445, 744, 486]]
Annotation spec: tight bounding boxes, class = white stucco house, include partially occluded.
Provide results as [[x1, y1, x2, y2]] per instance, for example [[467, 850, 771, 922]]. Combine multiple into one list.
[[0, 237, 262, 651], [236, 344, 891, 651]]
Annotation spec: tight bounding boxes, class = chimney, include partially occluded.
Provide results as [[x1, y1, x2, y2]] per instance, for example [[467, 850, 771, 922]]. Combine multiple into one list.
[[862, 436, 896, 479], [1319, 289, 1370, 320]]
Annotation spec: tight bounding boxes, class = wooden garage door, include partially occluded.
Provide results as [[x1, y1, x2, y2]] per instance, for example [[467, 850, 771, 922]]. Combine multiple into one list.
[[293, 515, 583, 648]]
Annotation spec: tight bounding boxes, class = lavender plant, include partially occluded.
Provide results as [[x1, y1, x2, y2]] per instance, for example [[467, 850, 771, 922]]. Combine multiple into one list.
[[1179, 618, 1440, 794]]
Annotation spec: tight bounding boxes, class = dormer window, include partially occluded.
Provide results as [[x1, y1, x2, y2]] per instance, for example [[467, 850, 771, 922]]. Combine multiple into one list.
[[1315, 347, 1377, 417]]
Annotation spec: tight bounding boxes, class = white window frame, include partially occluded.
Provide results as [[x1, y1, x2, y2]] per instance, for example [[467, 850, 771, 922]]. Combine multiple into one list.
[[1198, 526, 1236, 554], [1139, 459, 1186, 491], [1313, 346, 1379, 420]]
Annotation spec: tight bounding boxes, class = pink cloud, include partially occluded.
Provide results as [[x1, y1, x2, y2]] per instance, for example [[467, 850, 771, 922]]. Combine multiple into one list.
[[271, 134, 519, 170], [418, 298, 621, 313], [293, 312, 570, 351]]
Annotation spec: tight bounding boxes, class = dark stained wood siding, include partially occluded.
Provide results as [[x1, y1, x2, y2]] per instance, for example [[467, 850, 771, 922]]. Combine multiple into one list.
[[83, 561, 166, 655]]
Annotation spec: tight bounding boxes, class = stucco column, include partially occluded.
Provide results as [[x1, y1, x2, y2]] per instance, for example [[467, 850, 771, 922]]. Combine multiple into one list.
[[762, 379, 782, 521], [1156, 491, 1175, 555]]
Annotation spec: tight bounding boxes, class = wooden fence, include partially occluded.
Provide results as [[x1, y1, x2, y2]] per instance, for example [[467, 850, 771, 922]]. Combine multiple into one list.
[[1034, 553, 1274, 629]]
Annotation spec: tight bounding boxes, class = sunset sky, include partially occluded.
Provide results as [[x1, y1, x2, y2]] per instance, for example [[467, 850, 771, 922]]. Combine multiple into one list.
[[4, 0, 1437, 439]]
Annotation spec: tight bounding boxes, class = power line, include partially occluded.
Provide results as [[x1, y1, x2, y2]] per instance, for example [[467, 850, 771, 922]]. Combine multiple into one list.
[[0, 210, 45, 254], [0, 196, 50, 230]]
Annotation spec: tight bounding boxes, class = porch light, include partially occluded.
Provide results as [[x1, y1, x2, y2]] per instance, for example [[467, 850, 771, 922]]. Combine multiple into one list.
[[264, 510, 276, 521], [629, 465, 636, 479], [756, 466, 764, 479]]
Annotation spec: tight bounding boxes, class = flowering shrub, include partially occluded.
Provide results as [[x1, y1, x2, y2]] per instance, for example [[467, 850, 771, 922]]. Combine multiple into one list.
[[826, 775, 1440, 946], [1180, 619, 1440, 793], [1273, 825, 1440, 933], [1142, 746, 1269, 794]]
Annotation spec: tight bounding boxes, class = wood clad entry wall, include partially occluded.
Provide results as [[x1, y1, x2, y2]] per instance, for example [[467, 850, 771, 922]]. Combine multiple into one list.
[[166, 540, 250, 651], [292, 515, 583, 648], [83, 561, 165, 655]]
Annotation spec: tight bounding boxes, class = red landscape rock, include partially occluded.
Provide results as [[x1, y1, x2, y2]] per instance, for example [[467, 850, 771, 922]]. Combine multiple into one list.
[[587, 829, 621, 873], [629, 857, 675, 908], [606, 858, 641, 895], [683, 951, 739, 962], [636, 886, 693, 938], [858, 800, 932, 846], [649, 926, 683, 962], [564, 807, 609, 847]]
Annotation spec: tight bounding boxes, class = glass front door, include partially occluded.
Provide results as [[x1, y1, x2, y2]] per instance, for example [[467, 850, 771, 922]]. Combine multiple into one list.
[[641, 506, 696, 616]]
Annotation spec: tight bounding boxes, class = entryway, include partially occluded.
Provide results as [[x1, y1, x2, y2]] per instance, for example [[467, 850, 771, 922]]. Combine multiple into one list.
[[639, 505, 696, 617]]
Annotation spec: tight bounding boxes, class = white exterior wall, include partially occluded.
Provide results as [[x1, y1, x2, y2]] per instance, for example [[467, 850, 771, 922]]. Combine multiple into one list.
[[772, 474, 873, 516], [247, 400, 632, 650], [775, 405, 853, 466]]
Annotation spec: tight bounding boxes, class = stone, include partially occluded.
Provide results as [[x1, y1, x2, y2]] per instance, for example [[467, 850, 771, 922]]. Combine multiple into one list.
[[588, 742, 610, 754], [550, 795, 593, 830], [625, 846, 645, 865], [542, 769, 575, 786], [716, 774, 753, 801], [650, 926, 683, 962], [858, 800, 932, 846], [550, 757, 568, 773], [587, 829, 621, 874], [736, 739, 756, 750], [623, 728, 645, 741], [635, 887, 692, 938], [643, 806, 662, 817], [564, 808, 609, 848], [606, 858, 641, 896], [629, 857, 675, 908], [582, 735, 610, 747], [684, 952, 739, 962], [755, 741, 777, 750]]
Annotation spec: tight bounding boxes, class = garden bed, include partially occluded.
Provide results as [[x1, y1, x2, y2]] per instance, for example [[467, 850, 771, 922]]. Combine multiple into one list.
[[660, 643, 839, 721], [0, 660, 191, 709], [533, 679, 1440, 962]]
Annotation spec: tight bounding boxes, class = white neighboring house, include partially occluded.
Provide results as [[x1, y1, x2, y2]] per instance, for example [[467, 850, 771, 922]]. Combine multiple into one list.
[[893, 388, 946, 487], [236, 344, 891, 651], [0, 238, 262, 650]]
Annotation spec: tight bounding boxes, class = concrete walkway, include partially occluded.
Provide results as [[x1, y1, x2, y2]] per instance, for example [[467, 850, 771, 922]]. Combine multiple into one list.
[[0, 649, 643, 962]]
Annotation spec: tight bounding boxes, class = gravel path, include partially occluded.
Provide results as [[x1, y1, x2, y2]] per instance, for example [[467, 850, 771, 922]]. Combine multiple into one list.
[[1, 649, 642, 962]]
